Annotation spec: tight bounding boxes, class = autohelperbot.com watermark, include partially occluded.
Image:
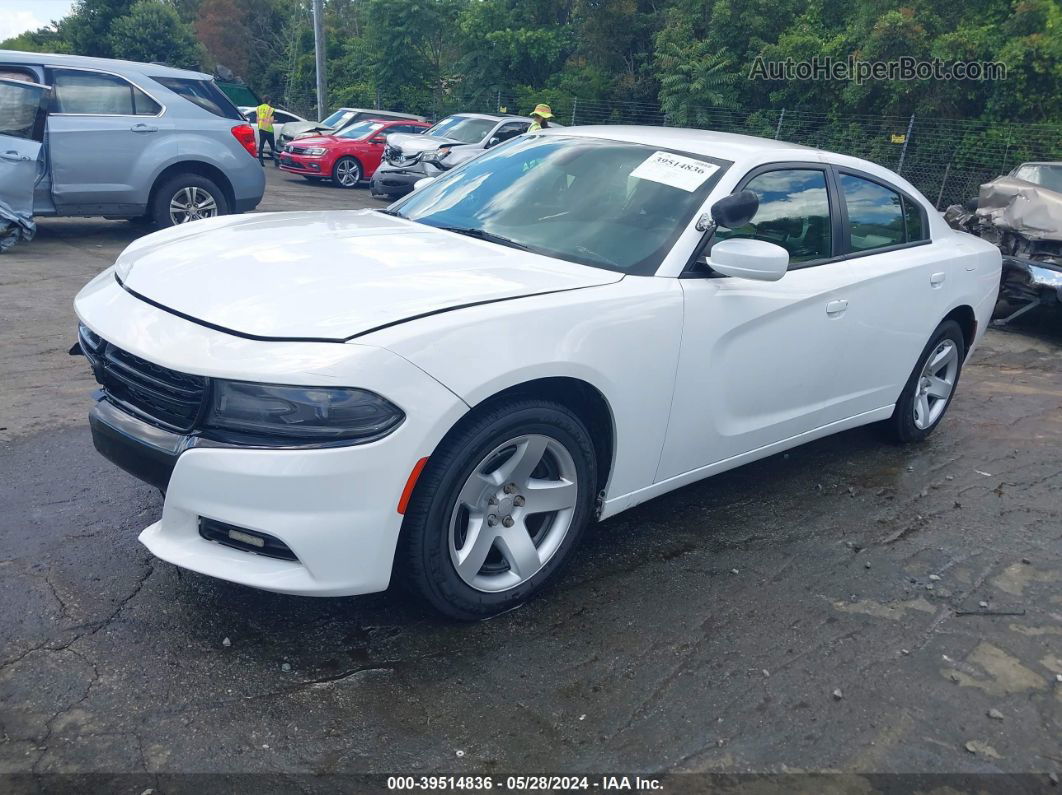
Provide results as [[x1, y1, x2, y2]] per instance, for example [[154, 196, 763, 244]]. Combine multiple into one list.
[[749, 56, 1007, 84]]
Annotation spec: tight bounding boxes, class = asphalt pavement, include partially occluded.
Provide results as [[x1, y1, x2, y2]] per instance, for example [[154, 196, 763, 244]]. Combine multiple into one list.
[[1, 168, 1060, 787]]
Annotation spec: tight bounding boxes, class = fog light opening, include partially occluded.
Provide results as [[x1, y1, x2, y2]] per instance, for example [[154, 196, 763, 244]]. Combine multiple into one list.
[[198, 518, 298, 561]]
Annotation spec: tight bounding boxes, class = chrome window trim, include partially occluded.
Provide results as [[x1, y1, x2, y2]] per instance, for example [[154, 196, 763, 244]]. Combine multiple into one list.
[[44, 65, 167, 119], [0, 76, 51, 91]]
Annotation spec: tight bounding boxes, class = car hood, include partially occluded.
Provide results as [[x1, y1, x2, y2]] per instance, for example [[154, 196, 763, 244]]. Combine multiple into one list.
[[116, 211, 623, 341], [388, 133, 462, 154], [288, 134, 340, 147], [283, 121, 332, 138]]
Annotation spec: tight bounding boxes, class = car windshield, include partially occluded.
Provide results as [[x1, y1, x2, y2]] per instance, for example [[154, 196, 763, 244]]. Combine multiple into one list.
[[336, 121, 384, 140], [320, 109, 353, 127], [423, 116, 497, 144], [391, 135, 729, 274], [1014, 164, 1062, 193]]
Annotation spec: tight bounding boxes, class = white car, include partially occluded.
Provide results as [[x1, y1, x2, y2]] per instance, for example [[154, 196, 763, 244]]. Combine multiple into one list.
[[74, 127, 1001, 619]]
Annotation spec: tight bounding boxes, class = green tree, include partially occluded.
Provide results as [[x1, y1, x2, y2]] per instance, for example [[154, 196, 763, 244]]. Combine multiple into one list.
[[110, 0, 202, 68], [63, 0, 136, 57]]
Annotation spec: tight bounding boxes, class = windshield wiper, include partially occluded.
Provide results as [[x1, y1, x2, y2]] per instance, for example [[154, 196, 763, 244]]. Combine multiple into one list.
[[376, 208, 403, 217], [435, 226, 531, 252]]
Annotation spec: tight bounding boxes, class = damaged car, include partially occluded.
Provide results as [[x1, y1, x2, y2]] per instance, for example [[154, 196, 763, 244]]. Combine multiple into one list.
[[370, 113, 532, 198], [945, 162, 1062, 325], [0, 76, 47, 252], [0, 50, 265, 228]]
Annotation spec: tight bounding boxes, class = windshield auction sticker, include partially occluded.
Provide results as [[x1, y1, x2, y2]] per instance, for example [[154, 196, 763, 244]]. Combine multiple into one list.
[[630, 151, 719, 192]]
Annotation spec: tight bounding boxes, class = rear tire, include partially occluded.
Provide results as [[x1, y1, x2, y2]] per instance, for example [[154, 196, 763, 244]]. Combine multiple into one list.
[[151, 174, 229, 228], [401, 399, 597, 620], [884, 320, 965, 443]]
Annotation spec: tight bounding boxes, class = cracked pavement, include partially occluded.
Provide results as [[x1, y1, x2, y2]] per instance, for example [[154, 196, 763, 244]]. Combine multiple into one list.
[[1, 170, 1060, 783]]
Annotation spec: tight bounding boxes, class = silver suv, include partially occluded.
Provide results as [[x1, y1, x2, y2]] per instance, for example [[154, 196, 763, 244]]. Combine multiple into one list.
[[0, 51, 265, 227]]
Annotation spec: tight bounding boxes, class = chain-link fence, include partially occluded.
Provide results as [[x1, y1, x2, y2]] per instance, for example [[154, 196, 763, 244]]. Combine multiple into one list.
[[413, 90, 1062, 210]]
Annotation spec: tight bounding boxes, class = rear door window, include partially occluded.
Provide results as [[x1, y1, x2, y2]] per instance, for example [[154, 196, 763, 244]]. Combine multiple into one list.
[[152, 76, 242, 120], [903, 196, 927, 242], [51, 69, 161, 116], [839, 173, 930, 251]]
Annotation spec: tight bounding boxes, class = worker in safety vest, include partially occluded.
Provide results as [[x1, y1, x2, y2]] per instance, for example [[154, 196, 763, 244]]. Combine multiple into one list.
[[256, 96, 276, 166], [528, 103, 553, 132]]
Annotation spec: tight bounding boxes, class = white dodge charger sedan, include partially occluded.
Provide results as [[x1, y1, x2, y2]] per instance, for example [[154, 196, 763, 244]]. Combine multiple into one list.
[[74, 126, 1001, 619]]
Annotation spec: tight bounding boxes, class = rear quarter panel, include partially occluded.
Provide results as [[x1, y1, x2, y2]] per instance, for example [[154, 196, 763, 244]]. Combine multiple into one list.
[[141, 88, 265, 206]]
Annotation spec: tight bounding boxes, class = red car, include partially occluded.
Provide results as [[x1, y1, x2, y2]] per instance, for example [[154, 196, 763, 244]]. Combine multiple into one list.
[[279, 118, 431, 188]]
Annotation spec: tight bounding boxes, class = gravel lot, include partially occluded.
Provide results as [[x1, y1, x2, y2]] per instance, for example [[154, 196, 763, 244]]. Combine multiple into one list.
[[1, 168, 1060, 786]]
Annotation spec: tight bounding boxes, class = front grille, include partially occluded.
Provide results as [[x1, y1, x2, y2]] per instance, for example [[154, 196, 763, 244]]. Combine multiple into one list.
[[80, 325, 207, 432], [288, 145, 308, 155]]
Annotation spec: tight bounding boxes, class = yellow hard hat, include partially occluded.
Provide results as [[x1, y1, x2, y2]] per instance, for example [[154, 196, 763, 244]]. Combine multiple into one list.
[[531, 103, 554, 119]]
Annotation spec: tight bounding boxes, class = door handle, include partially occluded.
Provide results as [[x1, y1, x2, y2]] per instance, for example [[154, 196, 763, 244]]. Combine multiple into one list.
[[130, 123, 158, 133], [0, 150, 29, 162], [826, 299, 848, 316], [930, 271, 946, 287]]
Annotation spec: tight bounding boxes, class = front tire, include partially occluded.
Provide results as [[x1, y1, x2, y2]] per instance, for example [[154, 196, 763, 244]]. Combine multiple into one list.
[[332, 156, 362, 188], [401, 399, 597, 620], [152, 174, 229, 228], [885, 320, 965, 442]]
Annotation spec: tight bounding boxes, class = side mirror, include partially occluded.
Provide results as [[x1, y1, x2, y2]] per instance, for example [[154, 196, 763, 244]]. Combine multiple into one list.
[[711, 190, 759, 229], [709, 238, 789, 281], [413, 177, 435, 192], [370, 136, 386, 145], [486, 136, 501, 148]]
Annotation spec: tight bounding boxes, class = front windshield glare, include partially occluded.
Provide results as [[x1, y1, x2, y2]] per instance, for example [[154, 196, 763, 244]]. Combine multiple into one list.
[[424, 116, 496, 144], [337, 121, 383, 139], [392, 136, 728, 274], [320, 110, 347, 126]]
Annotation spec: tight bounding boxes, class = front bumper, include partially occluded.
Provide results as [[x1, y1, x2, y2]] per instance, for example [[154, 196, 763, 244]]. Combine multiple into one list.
[[89, 400, 194, 491], [370, 162, 441, 196], [278, 152, 327, 176], [75, 270, 469, 596]]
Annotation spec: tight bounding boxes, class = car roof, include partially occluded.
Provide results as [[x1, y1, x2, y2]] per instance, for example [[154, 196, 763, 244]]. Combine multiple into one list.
[[444, 113, 533, 123], [0, 50, 213, 80], [333, 107, 424, 118], [1014, 161, 1062, 168], [536, 125, 933, 199], [540, 125, 816, 159]]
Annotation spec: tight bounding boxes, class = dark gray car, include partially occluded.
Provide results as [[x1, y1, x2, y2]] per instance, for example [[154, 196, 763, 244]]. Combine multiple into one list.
[[0, 51, 265, 227]]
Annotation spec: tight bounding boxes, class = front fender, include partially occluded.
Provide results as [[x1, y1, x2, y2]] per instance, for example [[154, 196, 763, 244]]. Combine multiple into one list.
[[363, 277, 684, 502]]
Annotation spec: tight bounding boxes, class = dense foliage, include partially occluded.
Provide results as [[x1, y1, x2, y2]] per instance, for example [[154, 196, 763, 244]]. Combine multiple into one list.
[[3, 0, 1059, 124]]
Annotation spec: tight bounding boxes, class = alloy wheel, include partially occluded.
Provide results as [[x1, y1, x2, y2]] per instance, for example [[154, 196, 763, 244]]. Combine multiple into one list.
[[912, 339, 959, 430], [335, 158, 361, 187], [448, 434, 579, 593], [168, 186, 218, 225]]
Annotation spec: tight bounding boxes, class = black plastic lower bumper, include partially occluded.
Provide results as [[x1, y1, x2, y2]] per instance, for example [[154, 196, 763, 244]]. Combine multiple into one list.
[[89, 401, 197, 491], [370, 167, 423, 196]]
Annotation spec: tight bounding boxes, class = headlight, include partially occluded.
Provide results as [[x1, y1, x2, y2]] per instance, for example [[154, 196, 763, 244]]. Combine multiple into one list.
[[302, 147, 327, 156], [204, 381, 404, 445], [421, 147, 452, 166]]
